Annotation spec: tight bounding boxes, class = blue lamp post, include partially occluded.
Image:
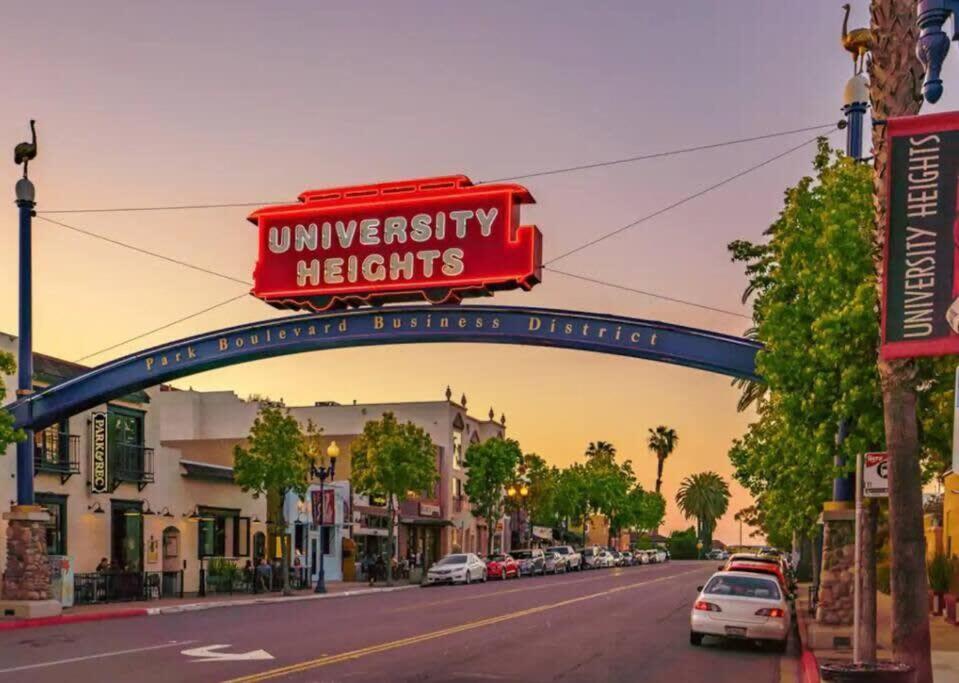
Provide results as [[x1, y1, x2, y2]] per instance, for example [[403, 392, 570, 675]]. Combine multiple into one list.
[[917, 0, 959, 103], [13, 120, 38, 507], [311, 440, 338, 594]]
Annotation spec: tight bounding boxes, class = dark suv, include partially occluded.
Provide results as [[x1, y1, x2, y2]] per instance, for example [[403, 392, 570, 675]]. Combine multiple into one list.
[[510, 548, 546, 576]]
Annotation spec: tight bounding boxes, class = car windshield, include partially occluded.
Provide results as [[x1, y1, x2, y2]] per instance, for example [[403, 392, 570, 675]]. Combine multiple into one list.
[[488, 555, 507, 562], [436, 554, 467, 566], [704, 575, 781, 600], [548, 547, 569, 554], [511, 550, 532, 559]]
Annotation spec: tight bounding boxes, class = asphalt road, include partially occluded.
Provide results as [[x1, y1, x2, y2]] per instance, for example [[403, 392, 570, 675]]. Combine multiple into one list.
[[0, 561, 796, 682]]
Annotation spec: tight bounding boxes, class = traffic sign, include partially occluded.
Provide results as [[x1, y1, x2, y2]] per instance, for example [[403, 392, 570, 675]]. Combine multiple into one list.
[[863, 452, 889, 498]]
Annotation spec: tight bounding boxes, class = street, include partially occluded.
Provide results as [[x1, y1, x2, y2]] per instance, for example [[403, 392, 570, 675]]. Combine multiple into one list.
[[0, 562, 795, 682]]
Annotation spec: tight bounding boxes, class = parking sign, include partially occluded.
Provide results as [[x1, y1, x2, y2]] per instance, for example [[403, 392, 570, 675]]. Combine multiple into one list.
[[863, 452, 889, 498]]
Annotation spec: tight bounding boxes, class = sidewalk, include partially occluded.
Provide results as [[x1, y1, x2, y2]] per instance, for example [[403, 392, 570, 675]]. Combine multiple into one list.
[[0, 580, 418, 632], [794, 583, 959, 681]]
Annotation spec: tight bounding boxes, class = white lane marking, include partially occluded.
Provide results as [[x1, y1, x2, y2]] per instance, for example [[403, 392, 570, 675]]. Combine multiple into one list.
[[181, 644, 274, 663], [0, 639, 198, 675]]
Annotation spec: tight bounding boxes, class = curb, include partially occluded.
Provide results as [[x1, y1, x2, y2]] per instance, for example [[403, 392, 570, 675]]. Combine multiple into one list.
[[0, 608, 149, 632], [0, 584, 418, 631], [795, 605, 821, 683]]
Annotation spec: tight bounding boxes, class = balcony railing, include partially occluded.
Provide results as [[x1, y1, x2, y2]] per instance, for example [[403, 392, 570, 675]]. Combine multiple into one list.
[[454, 497, 465, 513], [34, 431, 80, 482], [111, 443, 155, 490]]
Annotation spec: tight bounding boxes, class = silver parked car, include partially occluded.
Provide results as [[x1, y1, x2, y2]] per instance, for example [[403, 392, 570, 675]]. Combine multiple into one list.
[[547, 545, 583, 571]]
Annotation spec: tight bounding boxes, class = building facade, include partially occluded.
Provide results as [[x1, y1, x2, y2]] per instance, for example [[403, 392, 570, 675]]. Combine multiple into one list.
[[0, 333, 267, 600], [142, 387, 511, 579]]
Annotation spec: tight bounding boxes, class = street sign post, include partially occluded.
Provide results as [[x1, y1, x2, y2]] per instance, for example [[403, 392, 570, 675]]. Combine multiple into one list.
[[863, 452, 889, 499]]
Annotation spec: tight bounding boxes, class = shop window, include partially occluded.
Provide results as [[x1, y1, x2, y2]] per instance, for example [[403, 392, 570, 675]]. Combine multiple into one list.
[[35, 493, 67, 555], [235, 517, 250, 556], [197, 507, 240, 557]]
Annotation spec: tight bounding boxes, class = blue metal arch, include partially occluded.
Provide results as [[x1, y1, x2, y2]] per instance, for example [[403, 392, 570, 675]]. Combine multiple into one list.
[[8, 305, 761, 431]]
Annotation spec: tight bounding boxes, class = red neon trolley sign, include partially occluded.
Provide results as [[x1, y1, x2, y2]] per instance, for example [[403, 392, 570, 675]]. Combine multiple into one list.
[[248, 175, 542, 310]]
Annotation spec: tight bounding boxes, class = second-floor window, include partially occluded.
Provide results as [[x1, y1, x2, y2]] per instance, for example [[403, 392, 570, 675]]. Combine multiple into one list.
[[453, 431, 464, 469], [108, 406, 150, 483]]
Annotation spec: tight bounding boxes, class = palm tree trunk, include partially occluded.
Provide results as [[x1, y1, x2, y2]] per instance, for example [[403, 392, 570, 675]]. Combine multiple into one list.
[[655, 454, 665, 494], [870, 3, 932, 679]]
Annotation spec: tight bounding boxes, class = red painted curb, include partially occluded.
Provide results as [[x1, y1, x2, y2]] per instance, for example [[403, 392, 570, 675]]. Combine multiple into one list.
[[795, 607, 821, 683], [0, 608, 149, 632], [801, 648, 821, 683]]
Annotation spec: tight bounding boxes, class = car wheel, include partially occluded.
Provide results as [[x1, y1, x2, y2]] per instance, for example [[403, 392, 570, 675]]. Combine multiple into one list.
[[690, 632, 703, 646], [482, 570, 487, 583], [465, 572, 471, 585]]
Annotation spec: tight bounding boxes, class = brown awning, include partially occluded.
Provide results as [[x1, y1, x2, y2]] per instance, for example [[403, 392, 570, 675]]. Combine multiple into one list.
[[400, 517, 452, 527]]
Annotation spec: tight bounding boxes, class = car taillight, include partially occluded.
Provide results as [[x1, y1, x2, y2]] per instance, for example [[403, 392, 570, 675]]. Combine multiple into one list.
[[694, 601, 721, 612], [755, 608, 785, 618]]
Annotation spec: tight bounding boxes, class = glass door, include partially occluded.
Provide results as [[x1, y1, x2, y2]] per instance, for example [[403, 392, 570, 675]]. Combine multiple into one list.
[[111, 500, 143, 572]]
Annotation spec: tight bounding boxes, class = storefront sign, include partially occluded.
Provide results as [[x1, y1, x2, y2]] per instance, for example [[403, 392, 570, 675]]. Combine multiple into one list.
[[248, 175, 542, 310], [532, 525, 553, 541], [863, 452, 889, 498], [90, 412, 109, 493], [419, 502, 440, 518], [882, 112, 959, 358], [311, 488, 336, 525]]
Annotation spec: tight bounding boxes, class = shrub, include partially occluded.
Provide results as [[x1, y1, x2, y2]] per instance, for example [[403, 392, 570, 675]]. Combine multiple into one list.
[[667, 528, 699, 559], [928, 554, 953, 594]]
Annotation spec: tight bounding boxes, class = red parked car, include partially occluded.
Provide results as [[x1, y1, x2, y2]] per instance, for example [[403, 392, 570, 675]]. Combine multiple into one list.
[[485, 553, 519, 580], [725, 560, 789, 593]]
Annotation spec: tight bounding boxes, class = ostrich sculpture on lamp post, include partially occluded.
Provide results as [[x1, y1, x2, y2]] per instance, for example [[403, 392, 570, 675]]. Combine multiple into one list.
[[14, 120, 36, 179]]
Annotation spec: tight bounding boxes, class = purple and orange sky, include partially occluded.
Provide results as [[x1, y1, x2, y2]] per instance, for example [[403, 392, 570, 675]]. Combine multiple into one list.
[[4, 1, 959, 543]]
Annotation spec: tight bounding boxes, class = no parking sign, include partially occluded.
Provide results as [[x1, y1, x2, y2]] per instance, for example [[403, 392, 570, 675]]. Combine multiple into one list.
[[863, 452, 889, 498]]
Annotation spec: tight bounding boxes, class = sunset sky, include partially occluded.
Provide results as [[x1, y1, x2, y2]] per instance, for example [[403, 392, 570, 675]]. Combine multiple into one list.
[[4, 1, 959, 543]]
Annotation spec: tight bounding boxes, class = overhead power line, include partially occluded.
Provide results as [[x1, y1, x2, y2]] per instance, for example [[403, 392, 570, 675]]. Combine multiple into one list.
[[544, 267, 751, 320], [37, 122, 837, 215], [75, 292, 251, 363], [480, 122, 836, 184], [544, 130, 835, 266], [36, 215, 253, 286]]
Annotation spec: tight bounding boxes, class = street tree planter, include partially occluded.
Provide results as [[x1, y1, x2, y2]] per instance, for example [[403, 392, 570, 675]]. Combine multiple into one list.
[[819, 662, 913, 682], [930, 589, 944, 616], [945, 593, 958, 625]]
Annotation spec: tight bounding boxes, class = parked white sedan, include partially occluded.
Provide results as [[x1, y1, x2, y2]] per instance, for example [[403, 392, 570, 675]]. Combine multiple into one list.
[[690, 571, 791, 652], [425, 553, 487, 585]]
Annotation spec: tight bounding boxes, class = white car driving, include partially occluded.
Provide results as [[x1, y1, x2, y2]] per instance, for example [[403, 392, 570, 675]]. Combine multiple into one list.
[[425, 553, 487, 585], [690, 571, 791, 652]]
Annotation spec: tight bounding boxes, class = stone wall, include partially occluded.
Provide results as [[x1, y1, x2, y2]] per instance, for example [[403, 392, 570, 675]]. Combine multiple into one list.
[[816, 517, 854, 626], [2, 508, 51, 601]]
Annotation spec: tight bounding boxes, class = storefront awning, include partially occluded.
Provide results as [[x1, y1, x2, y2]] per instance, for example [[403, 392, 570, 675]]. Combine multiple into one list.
[[400, 517, 452, 527], [179, 459, 234, 482]]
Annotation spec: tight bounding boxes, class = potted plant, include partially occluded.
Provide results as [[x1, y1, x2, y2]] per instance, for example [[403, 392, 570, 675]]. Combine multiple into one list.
[[928, 554, 952, 617]]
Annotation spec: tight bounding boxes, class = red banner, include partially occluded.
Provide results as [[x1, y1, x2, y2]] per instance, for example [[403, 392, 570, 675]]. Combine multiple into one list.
[[311, 489, 335, 526], [248, 175, 541, 310]]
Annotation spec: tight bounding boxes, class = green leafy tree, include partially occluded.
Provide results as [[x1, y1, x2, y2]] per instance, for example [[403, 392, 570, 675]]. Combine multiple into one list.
[[634, 488, 666, 534], [464, 437, 522, 557], [553, 464, 591, 546], [233, 403, 310, 595], [675, 472, 730, 553], [667, 527, 699, 560], [646, 426, 678, 495], [728, 141, 952, 550], [519, 453, 560, 528], [351, 412, 437, 585], [0, 352, 24, 455], [582, 443, 635, 546]]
